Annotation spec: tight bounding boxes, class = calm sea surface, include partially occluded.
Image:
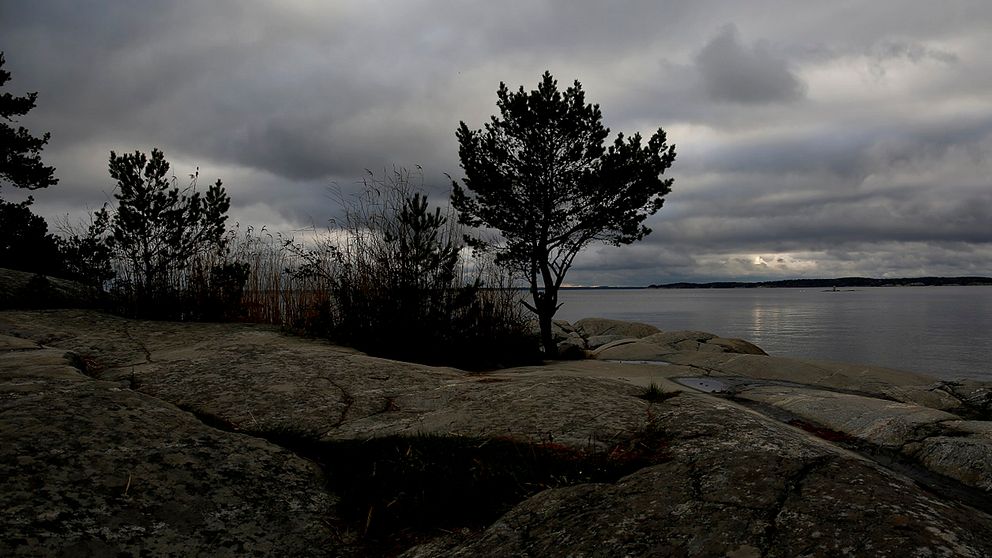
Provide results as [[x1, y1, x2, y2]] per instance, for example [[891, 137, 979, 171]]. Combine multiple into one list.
[[556, 286, 992, 381]]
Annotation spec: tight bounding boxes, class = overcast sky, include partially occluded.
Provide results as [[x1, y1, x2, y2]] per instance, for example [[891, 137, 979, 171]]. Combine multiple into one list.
[[3, 1, 991, 285]]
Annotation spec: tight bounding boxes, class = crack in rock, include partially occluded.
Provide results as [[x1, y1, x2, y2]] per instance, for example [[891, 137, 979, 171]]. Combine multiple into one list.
[[326, 379, 354, 427], [121, 326, 152, 364], [760, 456, 834, 555]]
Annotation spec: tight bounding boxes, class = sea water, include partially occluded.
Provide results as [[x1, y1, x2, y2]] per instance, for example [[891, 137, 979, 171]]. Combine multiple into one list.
[[555, 286, 992, 381]]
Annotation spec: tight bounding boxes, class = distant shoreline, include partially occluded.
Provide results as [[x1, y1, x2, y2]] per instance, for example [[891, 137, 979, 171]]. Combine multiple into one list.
[[553, 276, 992, 290], [647, 276, 992, 289]]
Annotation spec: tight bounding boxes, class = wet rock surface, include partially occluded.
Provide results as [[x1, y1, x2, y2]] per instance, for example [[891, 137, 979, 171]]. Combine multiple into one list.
[[3, 309, 992, 557]]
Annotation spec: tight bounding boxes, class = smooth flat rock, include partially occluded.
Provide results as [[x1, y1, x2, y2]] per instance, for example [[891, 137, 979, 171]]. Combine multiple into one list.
[[736, 385, 958, 448], [328, 374, 652, 449], [0, 348, 348, 556]]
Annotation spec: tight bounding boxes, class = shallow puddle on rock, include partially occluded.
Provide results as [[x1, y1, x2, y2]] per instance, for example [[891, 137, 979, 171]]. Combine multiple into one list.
[[672, 377, 729, 393]]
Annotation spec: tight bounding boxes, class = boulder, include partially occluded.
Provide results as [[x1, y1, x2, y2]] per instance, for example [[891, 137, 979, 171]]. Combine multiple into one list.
[[639, 331, 767, 355], [593, 339, 678, 361], [555, 334, 587, 360], [574, 317, 660, 339], [584, 334, 627, 350], [551, 319, 579, 341], [641, 330, 716, 345], [705, 336, 767, 355]]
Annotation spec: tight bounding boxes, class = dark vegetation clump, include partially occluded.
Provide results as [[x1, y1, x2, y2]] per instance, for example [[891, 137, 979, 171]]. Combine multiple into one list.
[[261, 429, 669, 553], [640, 382, 680, 402], [0, 200, 64, 277], [286, 169, 540, 369], [13, 273, 57, 308]]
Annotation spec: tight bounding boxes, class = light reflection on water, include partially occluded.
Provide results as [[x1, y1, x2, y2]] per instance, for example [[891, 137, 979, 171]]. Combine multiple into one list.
[[556, 286, 992, 381]]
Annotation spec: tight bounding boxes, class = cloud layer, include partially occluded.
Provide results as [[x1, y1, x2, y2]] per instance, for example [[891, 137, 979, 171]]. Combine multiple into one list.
[[2, 0, 991, 284]]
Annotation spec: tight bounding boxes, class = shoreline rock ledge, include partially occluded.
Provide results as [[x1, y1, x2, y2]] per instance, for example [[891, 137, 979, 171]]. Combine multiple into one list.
[[3, 309, 992, 557]]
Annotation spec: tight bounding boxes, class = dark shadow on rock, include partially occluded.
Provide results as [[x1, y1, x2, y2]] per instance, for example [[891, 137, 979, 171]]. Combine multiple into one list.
[[257, 428, 670, 555]]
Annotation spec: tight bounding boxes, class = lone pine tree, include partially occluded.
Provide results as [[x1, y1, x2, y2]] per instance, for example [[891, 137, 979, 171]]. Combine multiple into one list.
[[452, 71, 675, 356]]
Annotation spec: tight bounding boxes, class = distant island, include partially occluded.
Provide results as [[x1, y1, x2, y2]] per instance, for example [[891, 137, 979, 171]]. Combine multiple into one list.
[[649, 276, 992, 289]]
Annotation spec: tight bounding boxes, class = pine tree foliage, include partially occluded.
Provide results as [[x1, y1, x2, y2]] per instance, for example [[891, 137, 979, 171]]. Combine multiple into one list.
[[0, 52, 57, 193], [0, 198, 61, 274]]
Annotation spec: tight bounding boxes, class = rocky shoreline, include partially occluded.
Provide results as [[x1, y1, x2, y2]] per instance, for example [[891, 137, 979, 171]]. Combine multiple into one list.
[[3, 309, 992, 556]]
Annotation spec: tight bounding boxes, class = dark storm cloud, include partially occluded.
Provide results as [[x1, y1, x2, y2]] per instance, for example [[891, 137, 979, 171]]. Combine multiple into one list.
[[3, 0, 991, 284], [695, 24, 806, 104]]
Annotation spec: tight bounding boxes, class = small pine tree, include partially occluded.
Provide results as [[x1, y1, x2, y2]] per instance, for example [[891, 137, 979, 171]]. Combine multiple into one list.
[[104, 148, 231, 315]]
